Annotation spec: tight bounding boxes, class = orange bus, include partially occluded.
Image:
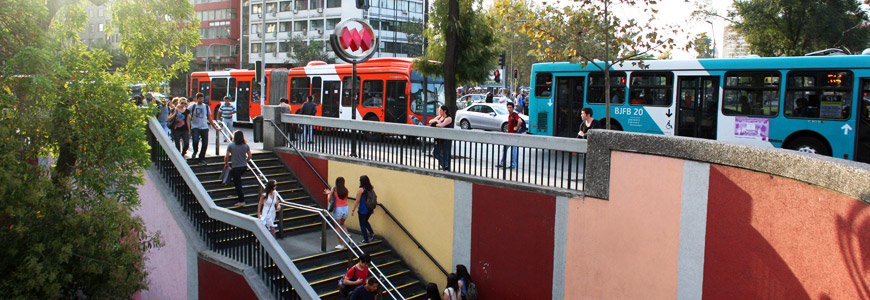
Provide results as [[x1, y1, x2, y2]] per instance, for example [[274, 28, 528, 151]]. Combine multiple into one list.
[[189, 57, 445, 125]]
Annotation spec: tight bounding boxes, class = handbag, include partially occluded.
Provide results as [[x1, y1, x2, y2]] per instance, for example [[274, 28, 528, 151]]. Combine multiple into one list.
[[327, 191, 336, 212], [219, 165, 231, 185]]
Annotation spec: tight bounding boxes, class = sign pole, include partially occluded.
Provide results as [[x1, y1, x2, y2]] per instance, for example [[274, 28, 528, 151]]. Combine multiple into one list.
[[351, 62, 357, 156], [329, 18, 377, 158]]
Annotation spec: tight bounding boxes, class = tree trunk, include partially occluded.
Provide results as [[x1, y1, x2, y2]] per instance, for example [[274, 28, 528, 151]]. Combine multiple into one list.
[[443, 0, 459, 115]]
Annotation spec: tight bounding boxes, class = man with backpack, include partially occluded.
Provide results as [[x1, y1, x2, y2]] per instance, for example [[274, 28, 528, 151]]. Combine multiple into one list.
[[189, 92, 217, 165], [498, 102, 524, 169], [339, 254, 371, 298]]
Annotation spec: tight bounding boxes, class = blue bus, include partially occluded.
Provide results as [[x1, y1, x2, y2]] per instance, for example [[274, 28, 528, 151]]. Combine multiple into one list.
[[528, 55, 870, 163]]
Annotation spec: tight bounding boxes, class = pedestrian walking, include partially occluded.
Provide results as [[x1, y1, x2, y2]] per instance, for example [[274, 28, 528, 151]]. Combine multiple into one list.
[[257, 179, 281, 237], [300, 95, 318, 143], [324, 177, 350, 249], [169, 98, 191, 156], [156, 97, 172, 136], [349, 277, 380, 300], [189, 92, 217, 165], [225, 130, 252, 207], [428, 105, 453, 171], [498, 102, 522, 169], [456, 265, 476, 300], [577, 107, 600, 139], [443, 273, 461, 300], [425, 283, 441, 300], [219, 96, 236, 141], [351, 175, 376, 244]]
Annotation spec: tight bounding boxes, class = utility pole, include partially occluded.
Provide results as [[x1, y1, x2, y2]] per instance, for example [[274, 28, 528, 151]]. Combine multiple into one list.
[[260, 0, 266, 103]]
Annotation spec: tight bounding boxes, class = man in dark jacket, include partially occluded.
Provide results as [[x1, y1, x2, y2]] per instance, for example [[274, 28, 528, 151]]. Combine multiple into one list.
[[300, 95, 318, 143]]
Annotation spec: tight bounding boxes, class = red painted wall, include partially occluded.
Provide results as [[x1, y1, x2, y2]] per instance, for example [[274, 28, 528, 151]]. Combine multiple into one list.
[[471, 184, 556, 300], [197, 257, 258, 300], [703, 165, 870, 299], [277, 152, 329, 208]]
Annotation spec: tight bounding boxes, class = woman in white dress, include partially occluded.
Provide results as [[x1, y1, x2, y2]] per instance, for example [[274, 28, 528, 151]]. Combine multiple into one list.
[[257, 180, 281, 237]]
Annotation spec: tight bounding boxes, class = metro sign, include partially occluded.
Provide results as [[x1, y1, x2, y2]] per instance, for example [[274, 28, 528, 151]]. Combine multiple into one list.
[[330, 18, 378, 63]]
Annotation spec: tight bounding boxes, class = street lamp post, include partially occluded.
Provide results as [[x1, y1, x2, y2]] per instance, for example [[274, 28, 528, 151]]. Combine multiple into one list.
[[706, 20, 716, 58]]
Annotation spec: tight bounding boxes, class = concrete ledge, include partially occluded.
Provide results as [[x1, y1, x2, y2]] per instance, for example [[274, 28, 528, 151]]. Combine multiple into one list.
[[274, 146, 584, 199], [584, 129, 870, 203]]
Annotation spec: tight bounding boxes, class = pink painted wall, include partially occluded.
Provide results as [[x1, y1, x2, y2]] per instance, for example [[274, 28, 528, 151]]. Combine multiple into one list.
[[564, 151, 684, 299], [135, 172, 189, 300], [703, 165, 870, 299]]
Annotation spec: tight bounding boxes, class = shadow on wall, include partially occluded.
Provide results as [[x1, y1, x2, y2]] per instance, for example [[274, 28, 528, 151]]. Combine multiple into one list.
[[836, 203, 870, 299], [703, 167, 810, 300]]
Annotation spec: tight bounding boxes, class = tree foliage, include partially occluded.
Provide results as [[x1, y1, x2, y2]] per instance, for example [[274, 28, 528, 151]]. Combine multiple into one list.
[[490, 0, 538, 89], [0, 0, 193, 297], [731, 0, 870, 56], [510, 0, 683, 128], [110, 0, 200, 90], [694, 34, 714, 58], [414, 0, 501, 111], [285, 36, 332, 66]]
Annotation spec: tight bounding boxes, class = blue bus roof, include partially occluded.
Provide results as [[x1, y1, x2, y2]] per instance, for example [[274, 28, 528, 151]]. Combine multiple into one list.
[[531, 55, 870, 72]]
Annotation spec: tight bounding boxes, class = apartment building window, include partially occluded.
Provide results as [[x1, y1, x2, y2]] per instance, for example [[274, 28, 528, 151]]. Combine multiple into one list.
[[252, 4, 262, 15], [295, 0, 307, 10], [280, 42, 291, 53], [99, 24, 104, 32], [266, 22, 277, 34], [310, 20, 323, 32], [326, 0, 340, 8], [266, 3, 277, 13], [280, 22, 292, 32], [294, 20, 307, 32], [280, 1, 293, 11], [326, 18, 340, 30], [265, 42, 277, 53], [310, 0, 322, 10], [251, 24, 260, 35], [252, 43, 261, 53]]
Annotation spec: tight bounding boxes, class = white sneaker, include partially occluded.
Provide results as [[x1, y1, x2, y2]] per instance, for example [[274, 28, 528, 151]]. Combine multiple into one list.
[[334, 244, 345, 249]]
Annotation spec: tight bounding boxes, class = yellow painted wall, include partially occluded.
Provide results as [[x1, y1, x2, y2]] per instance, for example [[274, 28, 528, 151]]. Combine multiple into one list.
[[328, 161, 455, 288]]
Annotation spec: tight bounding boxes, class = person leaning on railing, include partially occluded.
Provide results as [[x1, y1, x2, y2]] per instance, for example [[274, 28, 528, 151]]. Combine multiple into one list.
[[428, 105, 454, 171], [225, 130, 252, 207]]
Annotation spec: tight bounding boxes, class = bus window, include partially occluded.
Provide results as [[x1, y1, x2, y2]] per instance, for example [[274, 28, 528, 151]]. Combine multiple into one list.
[[342, 76, 361, 107], [587, 72, 626, 104], [722, 71, 780, 117], [312, 77, 322, 104], [199, 81, 211, 102], [535, 73, 553, 97], [629, 72, 673, 106], [210, 78, 227, 105], [362, 80, 384, 108], [784, 71, 851, 119], [411, 81, 444, 116], [191, 79, 199, 98], [290, 77, 310, 104]]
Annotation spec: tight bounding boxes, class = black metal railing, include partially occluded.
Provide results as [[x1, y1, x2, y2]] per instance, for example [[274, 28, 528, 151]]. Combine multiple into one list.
[[270, 120, 451, 278], [147, 119, 316, 300], [281, 115, 587, 192]]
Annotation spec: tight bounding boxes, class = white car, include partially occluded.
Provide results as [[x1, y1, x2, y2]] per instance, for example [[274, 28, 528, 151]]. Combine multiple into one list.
[[455, 103, 529, 132]]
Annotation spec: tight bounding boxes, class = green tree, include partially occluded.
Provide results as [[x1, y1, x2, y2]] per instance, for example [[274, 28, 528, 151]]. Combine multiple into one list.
[[731, 0, 870, 56], [491, 0, 539, 90], [511, 0, 683, 129], [110, 0, 200, 90], [0, 0, 194, 297], [285, 36, 332, 66], [694, 34, 715, 58], [414, 0, 501, 113]]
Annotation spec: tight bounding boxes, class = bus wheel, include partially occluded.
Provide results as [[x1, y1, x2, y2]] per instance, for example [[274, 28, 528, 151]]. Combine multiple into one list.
[[788, 137, 830, 156], [460, 120, 472, 130]]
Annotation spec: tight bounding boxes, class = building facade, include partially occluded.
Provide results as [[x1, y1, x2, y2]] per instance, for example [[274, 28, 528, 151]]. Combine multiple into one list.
[[193, 0, 243, 71], [247, 0, 425, 67], [80, 2, 121, 50], [722, 25, 753, 58]]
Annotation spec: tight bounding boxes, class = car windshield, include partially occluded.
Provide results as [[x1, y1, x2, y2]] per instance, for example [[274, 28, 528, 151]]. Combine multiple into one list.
[[491, 105, 508, 114]]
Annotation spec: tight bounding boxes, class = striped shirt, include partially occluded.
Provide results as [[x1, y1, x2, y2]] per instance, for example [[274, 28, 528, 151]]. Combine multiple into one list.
[[220, 103, 236, 119]]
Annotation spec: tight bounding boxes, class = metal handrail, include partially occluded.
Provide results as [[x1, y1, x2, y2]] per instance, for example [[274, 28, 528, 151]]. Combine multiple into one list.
[[375, 203, 449, 276], [217, 119, 405, 300]]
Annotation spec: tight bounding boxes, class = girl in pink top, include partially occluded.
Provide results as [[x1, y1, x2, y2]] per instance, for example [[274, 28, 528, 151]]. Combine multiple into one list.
[[324, 177, 350, 249]]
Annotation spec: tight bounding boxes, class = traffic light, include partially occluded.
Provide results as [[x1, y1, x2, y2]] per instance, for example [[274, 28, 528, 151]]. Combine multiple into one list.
[[513, 69, 518, 79], [494, 70, 501, 83], [498, 52, 506, 67], [356, 0, 369, 9]]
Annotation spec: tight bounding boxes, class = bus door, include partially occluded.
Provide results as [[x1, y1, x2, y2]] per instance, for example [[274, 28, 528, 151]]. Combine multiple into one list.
[[677, 76, 719, 139], [857, 78, 870, 163], [384, 80, 408, 123], [322, 80, 341, 118], [555, 76, 584, 138], [236, 80, 251, 121]]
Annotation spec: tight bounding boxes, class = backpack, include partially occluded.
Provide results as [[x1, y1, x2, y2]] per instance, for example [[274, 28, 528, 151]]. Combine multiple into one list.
[[338, 267, 358, 296], [364, 189, 377, 211], [515, 114, 527, 134], [466, 282, 479, 300]]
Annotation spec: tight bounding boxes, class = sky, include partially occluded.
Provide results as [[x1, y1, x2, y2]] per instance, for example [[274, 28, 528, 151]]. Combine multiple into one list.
[[482, 0, 736, 59]]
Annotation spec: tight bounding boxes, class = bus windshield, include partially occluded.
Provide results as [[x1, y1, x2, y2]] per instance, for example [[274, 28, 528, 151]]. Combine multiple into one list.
[[411, 80, 445, 116]]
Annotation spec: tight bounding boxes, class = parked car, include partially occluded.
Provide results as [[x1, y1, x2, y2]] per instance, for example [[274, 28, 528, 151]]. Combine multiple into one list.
[[458, 94, 487, 109], [455, 103, 529, 132]]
